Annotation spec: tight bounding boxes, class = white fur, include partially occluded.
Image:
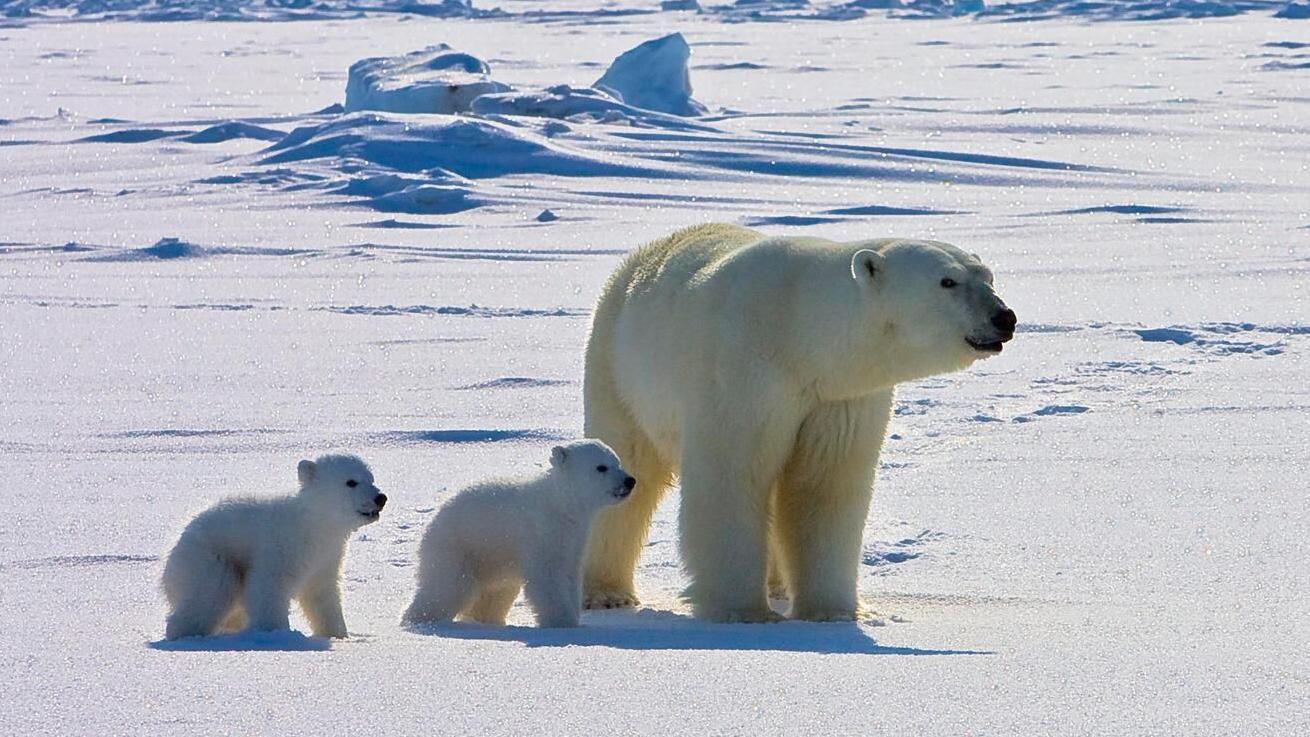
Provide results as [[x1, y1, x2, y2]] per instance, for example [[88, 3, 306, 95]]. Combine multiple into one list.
[[403, 440, 633, 628], [581, 223, 1014, 622], [161, 454, 386, 639]]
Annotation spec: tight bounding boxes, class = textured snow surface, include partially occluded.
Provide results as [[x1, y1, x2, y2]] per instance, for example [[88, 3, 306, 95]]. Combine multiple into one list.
[[2, 8, 1309, 737]]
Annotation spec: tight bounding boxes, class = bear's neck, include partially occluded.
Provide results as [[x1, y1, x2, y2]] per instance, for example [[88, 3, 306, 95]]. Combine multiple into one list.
[[536, 472, 602, 525], [292, 491, 361, 538]]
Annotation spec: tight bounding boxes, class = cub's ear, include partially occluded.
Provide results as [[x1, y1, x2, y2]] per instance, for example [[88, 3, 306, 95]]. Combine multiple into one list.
[[297, 459, 317, 486], [851, 249, 885, 282], [550, 445, 568, 467]]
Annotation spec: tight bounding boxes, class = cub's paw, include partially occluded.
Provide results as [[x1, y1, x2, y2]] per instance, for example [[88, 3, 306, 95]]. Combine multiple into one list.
[[583, 587, 640, 610]]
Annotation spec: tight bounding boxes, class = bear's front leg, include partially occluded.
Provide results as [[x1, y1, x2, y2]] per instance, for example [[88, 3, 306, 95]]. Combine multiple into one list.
[[679, 403, 799, 623], [299, 570, 348, 638], [524, 561, 582, 628], [776, 391, 892, 622]]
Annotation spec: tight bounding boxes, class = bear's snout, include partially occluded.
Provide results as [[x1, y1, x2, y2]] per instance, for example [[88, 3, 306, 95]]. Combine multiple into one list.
[[374, 493, 388, 509], [991, 308, 1017, 337], [623, 476, 636, 491]]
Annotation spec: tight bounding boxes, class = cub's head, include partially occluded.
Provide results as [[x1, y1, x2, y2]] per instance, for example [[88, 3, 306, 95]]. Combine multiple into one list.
[[297, 454, 387, 526], [851, 239, 1016, 379], [548, 440, 635, 508]]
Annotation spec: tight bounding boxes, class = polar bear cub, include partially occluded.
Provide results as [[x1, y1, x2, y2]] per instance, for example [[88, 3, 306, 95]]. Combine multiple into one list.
[[161, 454, 387, 640], [404, 440, 634, 628]]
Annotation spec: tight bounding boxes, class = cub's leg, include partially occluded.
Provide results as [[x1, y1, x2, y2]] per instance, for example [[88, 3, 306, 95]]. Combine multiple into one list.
[[464, 579, 522, 625], [404, 556, 475, 626], [299, 567, 348, 638]]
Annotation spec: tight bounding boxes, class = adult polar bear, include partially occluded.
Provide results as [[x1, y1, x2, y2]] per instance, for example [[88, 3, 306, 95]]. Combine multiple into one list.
[[582, 223, 1016, 622]]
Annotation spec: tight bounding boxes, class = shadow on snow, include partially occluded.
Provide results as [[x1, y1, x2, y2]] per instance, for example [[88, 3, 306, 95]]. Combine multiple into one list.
[[408, 608, 992, 656]]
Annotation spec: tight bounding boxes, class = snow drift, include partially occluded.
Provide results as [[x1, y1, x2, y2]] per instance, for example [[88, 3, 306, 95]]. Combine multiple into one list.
[[469, 85, 713, 130], [261, 113, 656, 179], [344, 45, 511, 115], [594, 33, 707, 117]]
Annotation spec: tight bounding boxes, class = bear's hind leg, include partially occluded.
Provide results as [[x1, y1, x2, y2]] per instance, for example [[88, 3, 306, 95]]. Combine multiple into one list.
[[218, 604, 248, 633], [766, 494, 790, 601], [403, 557, 474, 626], [582, 434, 672, 610], [463, 579, 521, 625], [163, 559, 242, 640]]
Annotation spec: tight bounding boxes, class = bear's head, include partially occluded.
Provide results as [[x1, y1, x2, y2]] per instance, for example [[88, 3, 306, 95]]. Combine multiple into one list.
[[296, 454, 387, 527], [848, 239, 1015, 386], [548, 439, 635, 509]]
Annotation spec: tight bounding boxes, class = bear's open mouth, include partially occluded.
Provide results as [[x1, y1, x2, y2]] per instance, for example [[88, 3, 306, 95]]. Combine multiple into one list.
[[359, 510, 381, 520], [612, 487, 633, 499], [966, 337, 1005, 353]]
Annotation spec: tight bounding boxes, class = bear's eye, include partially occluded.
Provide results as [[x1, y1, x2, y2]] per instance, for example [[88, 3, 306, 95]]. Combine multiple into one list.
[[940, 278, 957, 289], [346, 480, 358, 488], [596, 465, 608, 473]]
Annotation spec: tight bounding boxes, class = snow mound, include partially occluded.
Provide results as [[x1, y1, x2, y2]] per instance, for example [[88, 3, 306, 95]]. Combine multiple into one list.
[[261, 112, 656, 179], [181, 121, 286, 144], [594, 34, 707, 117], [1276, 2, 1310, 17], [85, 237, 209, 261], [344, 45, 511, 115]]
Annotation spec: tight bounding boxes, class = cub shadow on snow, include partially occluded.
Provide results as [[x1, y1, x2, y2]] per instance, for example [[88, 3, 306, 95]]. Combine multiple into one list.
[[148, 630, 331, 652], [409, 609, 991, 656]]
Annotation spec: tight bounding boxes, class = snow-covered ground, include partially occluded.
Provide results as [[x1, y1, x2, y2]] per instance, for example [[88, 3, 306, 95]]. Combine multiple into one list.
[[2, 6, 1308, 735]]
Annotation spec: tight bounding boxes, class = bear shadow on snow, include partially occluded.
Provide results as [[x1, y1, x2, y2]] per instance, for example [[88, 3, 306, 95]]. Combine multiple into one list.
[[407, 608, 992, 656], [147, 629, 332, 652]]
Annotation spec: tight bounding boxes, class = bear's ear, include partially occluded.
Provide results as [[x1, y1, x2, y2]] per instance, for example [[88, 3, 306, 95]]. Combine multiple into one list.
[[851, 248, 885, 283], [297, 459, 317, 486], [550, 445, 568, 467]]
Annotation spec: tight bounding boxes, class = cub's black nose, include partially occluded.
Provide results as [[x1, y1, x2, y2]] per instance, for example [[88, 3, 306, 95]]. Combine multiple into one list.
[[991, 308, 1017, 335], [623, 476, 636, 491], [374, 493, 388, 509]]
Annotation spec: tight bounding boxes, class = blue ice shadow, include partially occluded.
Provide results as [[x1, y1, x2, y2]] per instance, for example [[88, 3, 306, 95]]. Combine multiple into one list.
[[409, 608, 991, 655], [148, 629, 331, 652]]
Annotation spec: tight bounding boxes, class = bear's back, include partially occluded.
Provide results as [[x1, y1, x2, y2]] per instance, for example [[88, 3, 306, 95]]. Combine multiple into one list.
[[178, 495, 296, 562]]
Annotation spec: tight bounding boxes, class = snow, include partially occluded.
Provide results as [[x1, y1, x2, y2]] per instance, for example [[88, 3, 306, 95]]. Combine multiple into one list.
[[594, 33, 707, 117], [343, 45, 510, 114], [2, 6, 1309, 737]]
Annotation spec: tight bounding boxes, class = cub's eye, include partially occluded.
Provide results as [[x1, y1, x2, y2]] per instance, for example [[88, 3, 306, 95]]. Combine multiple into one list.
[[596, 465, 608, 473], [346, 480, 358, 488], [940, 278, 957, 289]]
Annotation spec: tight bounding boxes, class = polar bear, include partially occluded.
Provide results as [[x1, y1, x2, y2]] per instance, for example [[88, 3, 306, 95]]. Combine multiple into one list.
[[581, 223, 1016, 622], [403, 440, 635, 629], [161, 454, 387, 640]]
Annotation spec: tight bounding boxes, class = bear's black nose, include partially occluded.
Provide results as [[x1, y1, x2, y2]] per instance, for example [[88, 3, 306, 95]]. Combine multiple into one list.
[[374, 493, 387, 509], [623, 476, 636, 491], [991, 308, 1017, 335]]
